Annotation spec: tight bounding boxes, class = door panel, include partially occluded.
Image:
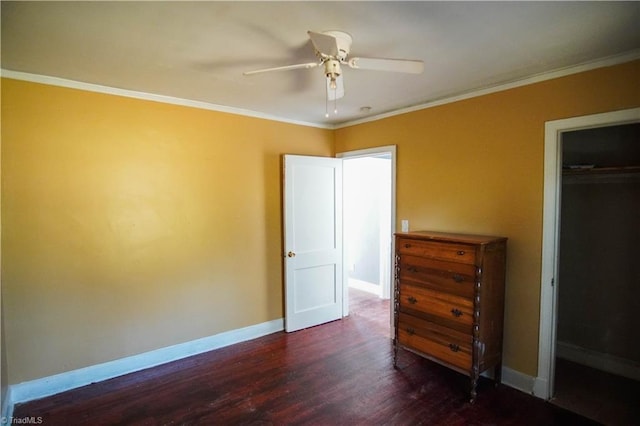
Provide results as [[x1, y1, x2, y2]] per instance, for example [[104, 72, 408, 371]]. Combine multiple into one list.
[[294, 264, 337, 312], [284, 155, 343, 332], [291, 164, 337, 253]]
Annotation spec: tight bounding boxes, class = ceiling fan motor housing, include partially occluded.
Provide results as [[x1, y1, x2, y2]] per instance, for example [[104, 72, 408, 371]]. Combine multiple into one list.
[[322, 30, 352, 61]]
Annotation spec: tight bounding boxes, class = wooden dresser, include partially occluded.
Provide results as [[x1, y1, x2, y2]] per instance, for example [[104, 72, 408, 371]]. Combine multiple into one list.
[[394, 231, 507, 402]]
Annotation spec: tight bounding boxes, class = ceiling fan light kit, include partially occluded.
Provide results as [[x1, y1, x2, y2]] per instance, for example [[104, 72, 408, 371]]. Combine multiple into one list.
[[243, 30, 424, 118], [324, 59, 341, 88]]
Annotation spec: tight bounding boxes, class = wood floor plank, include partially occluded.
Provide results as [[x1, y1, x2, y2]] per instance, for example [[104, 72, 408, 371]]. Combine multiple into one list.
[[13, 289, 597, 425]]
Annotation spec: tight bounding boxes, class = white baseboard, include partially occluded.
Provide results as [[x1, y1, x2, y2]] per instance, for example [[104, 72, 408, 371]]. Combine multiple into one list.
[[502, 366, 536, 395], [1, 387, 13, 422], [480, 365, 536, 397], [557, 340, 640, 381], [348, 278, 382, 297], [7, 318, 284, 411], [5, 316, 546, 420], [532, 376, 550, 400]]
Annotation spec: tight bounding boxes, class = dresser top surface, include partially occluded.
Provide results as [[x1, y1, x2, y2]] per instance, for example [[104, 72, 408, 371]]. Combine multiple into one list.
[[395, 231, 507, 245]]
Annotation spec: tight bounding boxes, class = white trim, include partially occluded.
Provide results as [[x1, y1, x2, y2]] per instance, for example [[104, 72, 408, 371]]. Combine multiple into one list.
[[502, 366, 536, 396], [3, 49, 638, 131], [0, 315, 539, 419], [0, 70, 331, 130], [481, 366, 535, 396], [335, 50, 640, 129], [348, 278, 382, 297], [7, 318, 283, 408], [557, 341, 640, 382], [1, 387, 13, 423], [538, 107, 640, 400], [337, 146, 397, 324], [532, 376, 550, 400]]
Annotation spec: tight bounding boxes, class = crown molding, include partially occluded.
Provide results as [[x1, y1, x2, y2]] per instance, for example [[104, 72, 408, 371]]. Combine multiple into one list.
[[334, 49, 640, 129], [0, 70, 332, 130], [3, 49, 638, 131]]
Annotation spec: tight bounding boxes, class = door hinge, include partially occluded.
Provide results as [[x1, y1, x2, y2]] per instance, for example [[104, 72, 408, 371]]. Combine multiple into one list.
[[551, 278, 555, 287]]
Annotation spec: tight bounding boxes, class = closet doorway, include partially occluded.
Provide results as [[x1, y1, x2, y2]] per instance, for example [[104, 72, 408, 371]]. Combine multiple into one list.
[[538, 108, 640, 424], [552, 123, 640, 423]]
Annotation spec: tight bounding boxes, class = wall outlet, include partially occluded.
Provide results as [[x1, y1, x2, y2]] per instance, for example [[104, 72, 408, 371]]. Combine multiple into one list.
[[401, 220, 409, 232]]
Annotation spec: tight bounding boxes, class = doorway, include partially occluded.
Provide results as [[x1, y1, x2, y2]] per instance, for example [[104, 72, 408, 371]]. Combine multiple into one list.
[[338, 146, 395, 325], [551, 123, 640, 423], [536, 108, 640, 403]]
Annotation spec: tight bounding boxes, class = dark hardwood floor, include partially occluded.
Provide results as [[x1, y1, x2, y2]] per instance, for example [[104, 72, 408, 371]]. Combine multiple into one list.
[[14, 288, 598, 425]]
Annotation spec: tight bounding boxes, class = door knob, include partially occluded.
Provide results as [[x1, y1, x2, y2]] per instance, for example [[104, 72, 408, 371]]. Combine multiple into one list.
[[287, 251, 296, 258]]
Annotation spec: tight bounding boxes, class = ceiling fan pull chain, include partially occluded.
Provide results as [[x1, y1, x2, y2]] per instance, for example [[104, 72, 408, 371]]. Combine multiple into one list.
[[325, 84, 330, 118]]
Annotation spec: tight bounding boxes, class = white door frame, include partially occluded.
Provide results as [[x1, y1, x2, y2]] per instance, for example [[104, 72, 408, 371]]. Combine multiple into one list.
[[337, 145, 397, 318], [535, 107, 640, 399]]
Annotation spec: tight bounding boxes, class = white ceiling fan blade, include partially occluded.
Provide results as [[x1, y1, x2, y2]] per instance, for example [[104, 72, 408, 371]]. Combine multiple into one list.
[[348, 57, 424, 74], [308, 30, 339, 57], [327, 75, 344, 101], [243, 62, 318, 76]]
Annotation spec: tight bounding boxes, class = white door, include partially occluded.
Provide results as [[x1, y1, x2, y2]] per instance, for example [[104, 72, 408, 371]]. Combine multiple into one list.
[[283, 154, 343, 332]]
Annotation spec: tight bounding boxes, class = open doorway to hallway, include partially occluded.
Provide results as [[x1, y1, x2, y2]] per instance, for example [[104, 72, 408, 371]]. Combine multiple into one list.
[[343, 153, 392, 300], [339, 145, 395, 335]]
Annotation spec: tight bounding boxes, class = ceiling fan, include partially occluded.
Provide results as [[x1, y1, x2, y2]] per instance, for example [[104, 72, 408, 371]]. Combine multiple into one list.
[[243, 30, 424, 116]]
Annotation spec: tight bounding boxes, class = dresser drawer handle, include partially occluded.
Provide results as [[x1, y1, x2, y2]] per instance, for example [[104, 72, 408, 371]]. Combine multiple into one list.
[[456, 250, 466, 256], [450, 308, 463, 317], [404, 243, 411, 248], [452, 274, 464, 283], [407, 296, 417, 304], [406, 327, 416, 336], [449, 343, 460, 352], [407, 266, 418, 273]]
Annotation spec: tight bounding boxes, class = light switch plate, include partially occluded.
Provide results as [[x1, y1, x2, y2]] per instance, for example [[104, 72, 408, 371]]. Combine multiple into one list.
[[401, 220, 409, 232]]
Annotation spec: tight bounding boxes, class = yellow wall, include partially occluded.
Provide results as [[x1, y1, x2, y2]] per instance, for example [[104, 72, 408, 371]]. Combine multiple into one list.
[[1, 79, 333, 383], [1, 60, 638, 386], [335, 60, 640, 375]]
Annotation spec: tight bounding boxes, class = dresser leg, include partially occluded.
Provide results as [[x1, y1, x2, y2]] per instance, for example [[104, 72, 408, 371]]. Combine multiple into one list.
[[469, 375, 478, 403], [393, 341, 399, 368]]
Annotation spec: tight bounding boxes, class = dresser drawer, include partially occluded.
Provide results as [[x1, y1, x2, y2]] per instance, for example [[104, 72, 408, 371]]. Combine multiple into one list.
[[399, 254, 476, 299], [397, 312, 472, 371], [397, 238, 476, 265], [399, 283, 474, 332]]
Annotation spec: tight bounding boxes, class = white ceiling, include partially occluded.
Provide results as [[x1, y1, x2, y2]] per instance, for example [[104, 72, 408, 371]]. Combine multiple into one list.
[[2, 1, 639, 127]]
